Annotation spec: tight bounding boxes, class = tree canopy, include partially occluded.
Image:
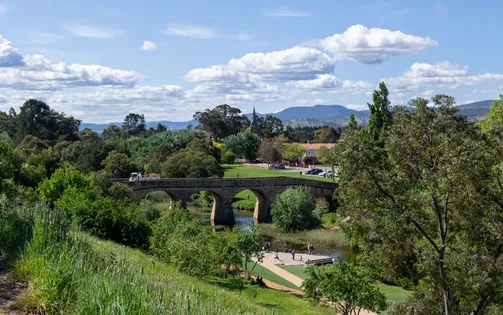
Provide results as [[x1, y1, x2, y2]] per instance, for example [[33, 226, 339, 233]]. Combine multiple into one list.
[[193, 104, 249, 139]]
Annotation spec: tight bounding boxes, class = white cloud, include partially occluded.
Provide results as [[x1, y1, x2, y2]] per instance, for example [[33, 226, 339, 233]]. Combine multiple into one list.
[[0, 35, 25, 67], [0, 94, 7, 103], [344, 104, 368, 111], [185, 46, 334, 82], [264, 7, 310, 17], [286, 74, 373, 94], [0, 3, 7, 15], [164, 24, 216, 39], [308, 24, 438, 64], [63, 22, 124, 39], [384, 61, 503, 91], [141, 40, 156, 51]]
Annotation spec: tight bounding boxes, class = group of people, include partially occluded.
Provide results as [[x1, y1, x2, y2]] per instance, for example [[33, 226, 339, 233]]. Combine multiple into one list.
[[267, 242, 315, 261]]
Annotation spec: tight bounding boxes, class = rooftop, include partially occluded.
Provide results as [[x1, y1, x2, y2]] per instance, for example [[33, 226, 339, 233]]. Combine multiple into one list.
[[298, 143, 336, 150]]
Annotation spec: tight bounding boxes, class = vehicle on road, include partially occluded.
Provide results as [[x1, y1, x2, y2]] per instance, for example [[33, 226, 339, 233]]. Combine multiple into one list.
[[305, 168, 323, 175], [129, 172, 160, 182], [269, 164, 285, 170]]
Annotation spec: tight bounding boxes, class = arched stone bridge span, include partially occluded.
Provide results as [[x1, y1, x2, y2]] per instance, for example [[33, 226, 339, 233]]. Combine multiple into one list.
[[122, 177, 338, 225]]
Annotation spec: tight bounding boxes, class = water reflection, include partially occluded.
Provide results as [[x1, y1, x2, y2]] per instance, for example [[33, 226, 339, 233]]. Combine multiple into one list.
[[195, 209, 355, 261]]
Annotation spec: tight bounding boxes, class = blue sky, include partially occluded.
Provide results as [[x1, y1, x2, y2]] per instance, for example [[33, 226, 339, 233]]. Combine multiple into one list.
[[0, 0, 502, 123]]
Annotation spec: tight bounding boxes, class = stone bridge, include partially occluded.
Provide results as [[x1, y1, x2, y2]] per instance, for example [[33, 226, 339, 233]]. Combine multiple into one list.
[[122, 177, 338, 226]]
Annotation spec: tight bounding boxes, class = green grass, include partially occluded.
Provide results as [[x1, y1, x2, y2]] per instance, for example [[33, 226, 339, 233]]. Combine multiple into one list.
[[10, 209, 331, 315], [233, 189, 256, 210], [246, 262, 301, 290], [276, 265, 413, 310], [223, 164, 336, 183]]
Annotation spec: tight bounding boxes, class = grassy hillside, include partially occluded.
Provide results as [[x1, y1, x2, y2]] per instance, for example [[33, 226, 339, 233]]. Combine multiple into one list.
[[11, 211, 331, 315]]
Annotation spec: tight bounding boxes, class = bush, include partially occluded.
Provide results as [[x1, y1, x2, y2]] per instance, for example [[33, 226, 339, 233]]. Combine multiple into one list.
[[221, 151, 236, 164], [161, 148, 223, 178], [271, 186, 321, 232]]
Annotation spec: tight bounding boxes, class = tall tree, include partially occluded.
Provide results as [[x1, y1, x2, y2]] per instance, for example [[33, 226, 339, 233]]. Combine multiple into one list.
[[314, 127, 338, 143], [101, 124, 122, 140], [338, 95, 503, 315], [257, 115, 284, 138], [223, 131, 260, 161], [478, 95, 503, 133], [282, 143, 305, 163], [366, 82, 392, 142], [17, 99, 80, 141], [122, 113, 146, 136], [193, 104, 249, 139], [348, 114, 357, 130], [258, 138, 285, 163]]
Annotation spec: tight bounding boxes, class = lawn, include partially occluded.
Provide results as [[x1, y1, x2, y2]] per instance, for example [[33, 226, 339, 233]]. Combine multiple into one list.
[[246, 262, 301, 290], [276, 265, 413, 308], [223, 164, 336, 183]]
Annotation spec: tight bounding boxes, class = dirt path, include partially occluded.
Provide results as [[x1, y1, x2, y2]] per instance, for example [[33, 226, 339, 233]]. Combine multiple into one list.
[[0, 258, 25, 315]]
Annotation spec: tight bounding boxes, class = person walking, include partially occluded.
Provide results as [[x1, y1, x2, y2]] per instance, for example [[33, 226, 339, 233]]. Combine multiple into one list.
[[308, 243, 313, 255], [265, 241, 270, 252], [291, 249, 295, 261]]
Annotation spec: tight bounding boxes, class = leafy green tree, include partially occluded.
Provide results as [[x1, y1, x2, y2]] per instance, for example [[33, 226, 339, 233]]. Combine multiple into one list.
[[223, 131, 260, 161], [303, 260, 387, 315], [17, 99, 80, 141], [258, 138, 285, 163], [79, 128, 99, 141], [38, 166, 92, 205], [271, 186, 320, 232], [101, 124, 122, 140], [161, 149, 223, 178], [221, 151, 236, 164], [317, 145, 338, 182], [338, 95, 503, 314], [282, 143, 305, 163], [314, 127, 338, 143], [348, 114, 357, 130], [0, 133, 23, 182], [190, 191, 214, 210], [479, 95, 503, 133], [101, 150, 136, 178], [156, 123, 167, 133], [366, 82, 392, 142], [223, 227, 263, 278], [257, 115, 284, 138], [122, 113, 146, 135], [0, 108, 18, 139], [193, 104, 249, 139]]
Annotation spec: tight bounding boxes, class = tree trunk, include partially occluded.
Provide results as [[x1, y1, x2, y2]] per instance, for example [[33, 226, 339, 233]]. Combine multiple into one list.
[[439, 250, 453, 315]]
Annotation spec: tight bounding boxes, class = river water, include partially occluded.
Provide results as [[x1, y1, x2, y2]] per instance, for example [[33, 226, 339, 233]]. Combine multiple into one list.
[[197, 209, 355, 261]]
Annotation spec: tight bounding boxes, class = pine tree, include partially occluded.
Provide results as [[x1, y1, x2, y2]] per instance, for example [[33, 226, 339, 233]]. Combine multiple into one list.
[[366, 82, 392, 142]]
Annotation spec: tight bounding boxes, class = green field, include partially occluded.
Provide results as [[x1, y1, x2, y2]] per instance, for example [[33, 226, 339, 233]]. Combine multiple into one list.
[[276, 265, 413, 307], [223, 164, 336, 183], [246, 262, 301, 290]]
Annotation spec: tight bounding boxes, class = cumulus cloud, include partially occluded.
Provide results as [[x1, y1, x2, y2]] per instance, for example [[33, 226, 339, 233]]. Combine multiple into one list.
[[164, 24, 216, 39], [142, 40, 156, 51], [264, 7, 310, 17], [286, 74, 373, 94], [63, 22, 124, 39], [185, 46, 334, 82], [384, 61, 503, 91], [308, 24, 438, 64], [0, 35, 25, 67]]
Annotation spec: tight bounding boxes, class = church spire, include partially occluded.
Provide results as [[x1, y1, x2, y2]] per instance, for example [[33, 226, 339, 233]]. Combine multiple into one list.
[[249, 106, 259, 133]]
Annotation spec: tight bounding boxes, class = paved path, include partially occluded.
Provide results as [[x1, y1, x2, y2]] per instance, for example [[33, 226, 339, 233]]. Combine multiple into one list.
[[264, 252, 332, 266], [254, 256, 305, 288]]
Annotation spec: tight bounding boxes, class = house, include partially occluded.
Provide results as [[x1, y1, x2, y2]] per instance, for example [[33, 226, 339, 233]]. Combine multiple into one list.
[[299, 143, 336, 164]]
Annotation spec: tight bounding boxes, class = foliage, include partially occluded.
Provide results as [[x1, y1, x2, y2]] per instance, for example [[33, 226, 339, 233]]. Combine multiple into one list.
[[337, 94, 503, 314], [303, 260, 387, 315], [190, 190, 214, 210], [221, 150, 236, 164], [161, 148, 223, 178], [282, 143, 305, 162], [478, 94, 503, 133], [37, 166, 92, 205], [193, 104, 249, 139], [314, 127, 339, 143], [122, 113, 146, 135], [317, 145, 338, 182], [101, 124, 122, 140], [313, 198, 329, 219], [284, 125, 326, 143], [258, 138, 285, 163], [0, 133, 23, 182], [16, 99, 80, 142], [365, 82, 392, 142], [223, 131, 260, 161], [348, 114, 357, 130], [257, 115, 284, 138], [101, 150, 136, 178], [271, 186, 320, 232]]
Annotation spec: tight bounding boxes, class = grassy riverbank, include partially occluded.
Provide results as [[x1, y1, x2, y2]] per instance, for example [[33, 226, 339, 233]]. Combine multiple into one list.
[[9, 211, 331, 315]]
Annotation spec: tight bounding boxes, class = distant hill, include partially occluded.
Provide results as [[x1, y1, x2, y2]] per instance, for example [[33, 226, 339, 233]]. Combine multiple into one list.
[[79, 100, 495, 131]]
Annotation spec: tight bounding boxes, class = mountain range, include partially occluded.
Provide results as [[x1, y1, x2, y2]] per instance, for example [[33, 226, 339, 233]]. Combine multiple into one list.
[[80, 100, 495, 132]]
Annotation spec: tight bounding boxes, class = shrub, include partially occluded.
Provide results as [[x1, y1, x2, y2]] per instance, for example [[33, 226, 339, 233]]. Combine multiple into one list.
[[271, 186, 321, 232], [161, 148, 223, 178], [221, 151, 236, 164]]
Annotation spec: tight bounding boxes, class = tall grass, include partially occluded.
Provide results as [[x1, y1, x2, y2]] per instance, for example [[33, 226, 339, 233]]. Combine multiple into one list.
[[11, 208, 274, 314]]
